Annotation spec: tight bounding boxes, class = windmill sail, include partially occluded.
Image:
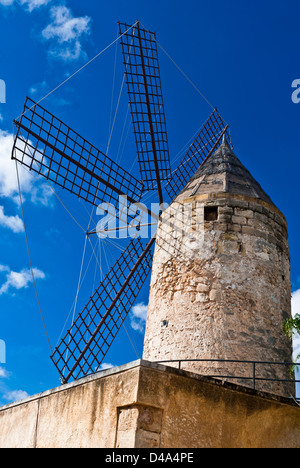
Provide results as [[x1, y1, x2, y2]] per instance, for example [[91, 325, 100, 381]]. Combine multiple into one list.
[[12, 97, 144, 209], [51, 237, 154, 383], [166, 109, 231, 200], [119, 21, 171, 203], [12, 21, 235, 387]]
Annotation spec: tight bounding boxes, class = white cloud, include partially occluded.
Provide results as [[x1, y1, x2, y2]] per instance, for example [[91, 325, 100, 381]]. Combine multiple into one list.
[[292, 290, 300, 361], [0, 367, 10, 379], [0, 266, 46, 295], [0, 0, 15, 5], [0, 206, 23, 233], [3, 390, 30, 403], [98, 363, 114, 371], [292, 289, 300, 318], [42, 6, 91, 42], [20, 0, 51, 11], [130, 303, 148, 334], [29, 80, 47, 97], [0, 0, 50, 10], [0, 1, 92, 61], [0, 366, 30, 405], [0, 130, 27, 201], [0, 368, 29, 405], [42, 5, 92, 62], [0, 130, 53, 207]]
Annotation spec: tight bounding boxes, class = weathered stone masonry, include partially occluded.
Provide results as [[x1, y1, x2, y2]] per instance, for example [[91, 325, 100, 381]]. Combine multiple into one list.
[[143, 139, 293, 397]]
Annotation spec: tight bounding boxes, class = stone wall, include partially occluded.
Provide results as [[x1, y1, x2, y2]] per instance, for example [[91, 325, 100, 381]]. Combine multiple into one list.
[[143, 193, 294, 397], [0, 362, 140, 448], [0, 361, 299, 448]]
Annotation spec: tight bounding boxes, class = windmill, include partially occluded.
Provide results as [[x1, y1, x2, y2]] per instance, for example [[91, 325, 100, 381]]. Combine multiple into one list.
[[12, 21, 231, 384]]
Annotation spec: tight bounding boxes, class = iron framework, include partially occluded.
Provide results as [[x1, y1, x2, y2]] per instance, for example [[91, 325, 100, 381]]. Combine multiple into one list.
[[51, 237, 154, 383], [119, 21, 171, 202], [11, 21, 236, 386], [12, 97, 144, 210], [166, 108, 232, 200], [156, 359, 300, 399]]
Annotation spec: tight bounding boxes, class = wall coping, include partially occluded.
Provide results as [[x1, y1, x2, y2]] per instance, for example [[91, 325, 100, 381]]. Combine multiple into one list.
[[0, 359, 298, 413]]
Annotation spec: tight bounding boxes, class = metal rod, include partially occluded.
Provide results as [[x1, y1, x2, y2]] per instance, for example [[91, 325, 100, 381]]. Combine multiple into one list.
[[14, 119, 160, 222], [87, 222, 158, 236], [155, 359, 300, 386], [200, 125, 229, 167], [156, 358, 300, 366], [13, 121, 138, 205]]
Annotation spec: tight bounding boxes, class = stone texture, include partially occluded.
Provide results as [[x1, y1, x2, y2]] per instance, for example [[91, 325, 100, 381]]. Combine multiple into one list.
[[0, 400, 39, 448], [143, 140, 293, 398], [175, 137, 275, 207], [116, 404, 163, 448]]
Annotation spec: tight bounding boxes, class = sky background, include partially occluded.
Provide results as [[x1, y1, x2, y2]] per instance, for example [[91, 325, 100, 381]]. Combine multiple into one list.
[[0, 0, 299, 404]]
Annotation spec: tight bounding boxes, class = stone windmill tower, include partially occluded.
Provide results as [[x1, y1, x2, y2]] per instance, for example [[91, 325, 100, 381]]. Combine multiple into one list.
[[143, 137, 293, 397], [11, 20, 294, 398], [3, 22, 299, 449]]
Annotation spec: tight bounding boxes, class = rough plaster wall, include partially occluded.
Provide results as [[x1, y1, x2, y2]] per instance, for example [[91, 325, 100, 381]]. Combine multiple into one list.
[[143, 195, 293, 396], [0, 362, 299, 448], [0, 366, 141, 448], [0, 400, 39, 448], [116, 404, 163, 448], [137, 365, 300, 449]]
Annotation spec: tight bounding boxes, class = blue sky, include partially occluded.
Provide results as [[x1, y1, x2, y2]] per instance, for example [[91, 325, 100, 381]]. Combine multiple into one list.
[[0, 0, 299, 404]]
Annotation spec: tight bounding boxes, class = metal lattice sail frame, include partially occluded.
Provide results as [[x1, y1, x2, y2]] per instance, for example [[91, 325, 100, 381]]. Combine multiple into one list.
[[12, 21, 231, 384], [119, 21, 171, 204], [13, 97, 144, 209], [52, 237, 154, 383], [166, 109, 231, 200]]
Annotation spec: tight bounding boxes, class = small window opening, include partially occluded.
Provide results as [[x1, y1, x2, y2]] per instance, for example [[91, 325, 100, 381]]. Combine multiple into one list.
[[204, 206, 218, 222]]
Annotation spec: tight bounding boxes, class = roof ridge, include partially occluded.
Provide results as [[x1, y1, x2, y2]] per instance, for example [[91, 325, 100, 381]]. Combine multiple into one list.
[[174, 142, 275, 207]]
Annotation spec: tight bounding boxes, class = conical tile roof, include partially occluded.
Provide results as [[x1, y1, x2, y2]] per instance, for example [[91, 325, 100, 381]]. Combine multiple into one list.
[[175, 137, 275, 207]]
